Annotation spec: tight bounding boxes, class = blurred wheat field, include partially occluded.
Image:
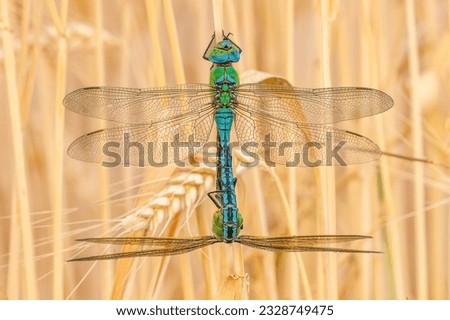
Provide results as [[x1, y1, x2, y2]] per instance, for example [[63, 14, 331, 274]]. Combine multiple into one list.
[[1, 0, 449, 300]]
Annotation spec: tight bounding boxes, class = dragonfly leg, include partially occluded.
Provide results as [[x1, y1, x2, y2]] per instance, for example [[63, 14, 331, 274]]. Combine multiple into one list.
[[207, 190, 223, 209], [202, 33, 217, 61], [222, 32, 242, 53]]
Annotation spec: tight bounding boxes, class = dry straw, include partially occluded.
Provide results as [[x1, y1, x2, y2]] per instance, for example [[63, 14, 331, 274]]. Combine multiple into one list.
[[0, 0, 449, 300]]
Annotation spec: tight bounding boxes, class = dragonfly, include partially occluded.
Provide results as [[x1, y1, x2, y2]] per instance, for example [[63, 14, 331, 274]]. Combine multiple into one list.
[[66, 33, 388, 261]]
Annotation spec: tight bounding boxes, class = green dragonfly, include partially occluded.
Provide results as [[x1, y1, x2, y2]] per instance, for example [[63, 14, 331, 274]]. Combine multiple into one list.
[[66, 33, 388, 261]]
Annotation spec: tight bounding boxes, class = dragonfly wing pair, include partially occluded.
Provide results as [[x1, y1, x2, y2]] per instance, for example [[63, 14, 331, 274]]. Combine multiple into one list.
[[68, 235, 379, 261], [64, 85, 215, 165], [234, 85, 393, 166], [64, 84, 393, 167]]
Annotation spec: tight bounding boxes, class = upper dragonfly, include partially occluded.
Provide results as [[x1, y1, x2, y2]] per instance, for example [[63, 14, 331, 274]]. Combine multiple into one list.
[[66, 33, 389, 261], [64, 33, 393, 169]]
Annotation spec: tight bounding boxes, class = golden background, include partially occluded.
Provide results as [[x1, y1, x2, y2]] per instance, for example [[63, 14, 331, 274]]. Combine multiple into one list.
[[0, 0, 449, 299]]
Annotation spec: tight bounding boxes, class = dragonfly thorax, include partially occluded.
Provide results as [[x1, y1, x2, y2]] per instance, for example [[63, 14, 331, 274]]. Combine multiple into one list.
[[212, 209, 244, 242], [213, 84, 237, 108], [210, 65, 239, 87]]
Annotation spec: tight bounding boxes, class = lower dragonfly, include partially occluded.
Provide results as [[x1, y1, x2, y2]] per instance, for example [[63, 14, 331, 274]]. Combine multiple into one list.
[[66, 33, 388, 261]]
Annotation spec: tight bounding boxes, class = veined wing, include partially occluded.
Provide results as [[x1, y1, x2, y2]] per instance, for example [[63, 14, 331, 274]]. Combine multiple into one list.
[[63, 84, 213, 124], [238, 235, 379, 253], [68, 236, 220, 261], [68, 234, 378, 261], [234, 108, 381, 166], [68, 108, 215, 166], [236, 84, 393, 125]]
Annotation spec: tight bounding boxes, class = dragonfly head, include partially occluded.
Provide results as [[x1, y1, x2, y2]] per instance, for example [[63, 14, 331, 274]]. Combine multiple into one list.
[[205, 35, 242, 64], [212, 209, 243, 243]]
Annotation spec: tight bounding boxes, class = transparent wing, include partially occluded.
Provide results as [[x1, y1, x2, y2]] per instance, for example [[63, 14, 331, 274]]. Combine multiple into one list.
[[63, 84, 213, 124], [68, 236, 220, 261], [68, 109, 215, 166], [234, 108, 381, 166], [236, 84, 393, 125], [67, 235, 379, 261], [238, 235, 379, 253]]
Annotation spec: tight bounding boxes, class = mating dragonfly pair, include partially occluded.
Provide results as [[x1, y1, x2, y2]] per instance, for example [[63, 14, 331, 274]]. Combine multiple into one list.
[[65, 33, 393, 261]]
